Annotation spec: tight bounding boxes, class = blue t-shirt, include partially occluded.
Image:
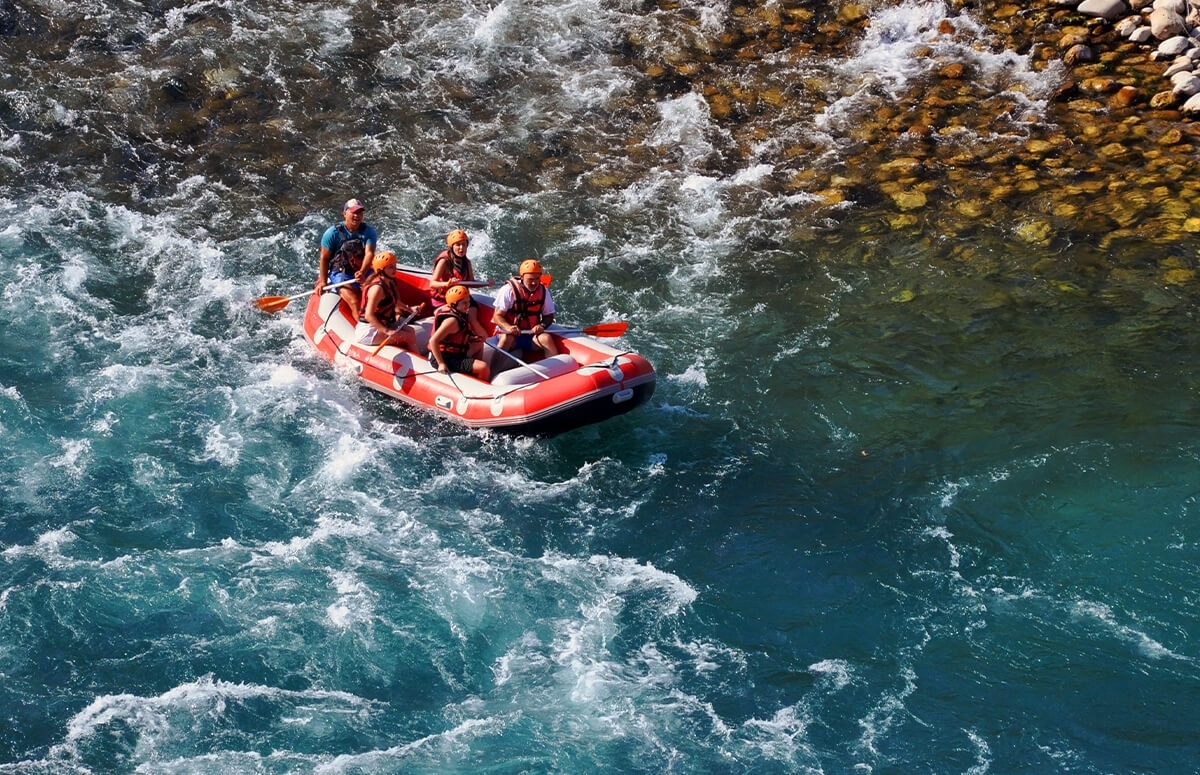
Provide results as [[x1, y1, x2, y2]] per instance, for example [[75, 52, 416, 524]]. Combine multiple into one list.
[[322, 222, 378, 254]]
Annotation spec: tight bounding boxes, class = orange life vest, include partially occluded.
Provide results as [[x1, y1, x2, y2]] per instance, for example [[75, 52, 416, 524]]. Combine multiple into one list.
[[432, 304, 471, 355], [359, 273, 401, 326], [430, 250, 473, 305]]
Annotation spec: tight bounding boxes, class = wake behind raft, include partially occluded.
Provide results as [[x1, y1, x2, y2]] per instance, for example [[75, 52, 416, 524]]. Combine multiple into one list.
[[298, 266, 656, 435]]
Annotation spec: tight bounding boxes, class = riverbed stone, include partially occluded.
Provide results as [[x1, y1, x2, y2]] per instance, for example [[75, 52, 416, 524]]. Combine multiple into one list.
[[1170, 72, 1200, 94], [1130, 26, 1156, 43], [1149, 8, 1188, 38], [1163, 57, 1194, 76], [1157, 35, 1193, 55], [1079, 0, 1129, 20], [1152, 0, 1187, 14], [1111, 85, 1142, 106], [1065, 44, 1096, 65], [1017, 219, 1053, 244], [890, 189, 927, 211], [1151, 89, 1180, 106]]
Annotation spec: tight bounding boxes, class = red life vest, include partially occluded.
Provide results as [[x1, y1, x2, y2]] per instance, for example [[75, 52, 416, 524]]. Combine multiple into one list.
[[359, 273, 401, 325], [504, 277, 547, 331], [430, 250, 473, 305], [432, 304, 471, 356]]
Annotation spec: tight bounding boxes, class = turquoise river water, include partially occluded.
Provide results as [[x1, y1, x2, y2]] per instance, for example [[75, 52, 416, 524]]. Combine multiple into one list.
[[1, 0, 1198, 772]]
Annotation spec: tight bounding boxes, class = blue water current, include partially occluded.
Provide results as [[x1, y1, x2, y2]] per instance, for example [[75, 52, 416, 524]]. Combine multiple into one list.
[[1, 1, 1198, 772]]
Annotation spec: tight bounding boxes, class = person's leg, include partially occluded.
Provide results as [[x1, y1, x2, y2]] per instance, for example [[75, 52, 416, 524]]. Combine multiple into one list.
[[389, 325, 417, 351], [533, 331, 558, 356], [451, 354, 490, 382], [338, 286, 361, 321], [468, 357, 490, 382]]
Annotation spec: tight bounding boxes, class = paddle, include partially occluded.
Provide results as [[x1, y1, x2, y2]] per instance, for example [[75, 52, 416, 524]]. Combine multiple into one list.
[[541, 322, 628, 338], [484, 340, 552, 380], [449, 275, 551, 289], [368, 310, 420, 357], [255, 279, 356, 313]]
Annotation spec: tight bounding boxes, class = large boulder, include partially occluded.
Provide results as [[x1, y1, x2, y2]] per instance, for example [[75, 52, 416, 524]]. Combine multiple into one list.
[[1158, 35, 1195, 56], [1149, 8, 1188, 38], [1152, 0, 1187, 14], [1078, 0, 1129, 19]]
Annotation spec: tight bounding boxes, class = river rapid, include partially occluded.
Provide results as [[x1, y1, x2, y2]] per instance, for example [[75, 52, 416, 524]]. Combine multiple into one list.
[[2, 0, 1198, 772]]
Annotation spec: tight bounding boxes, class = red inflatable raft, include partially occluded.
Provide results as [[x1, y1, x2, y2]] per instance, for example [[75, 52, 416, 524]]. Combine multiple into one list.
[[302, 266, 656, 435]]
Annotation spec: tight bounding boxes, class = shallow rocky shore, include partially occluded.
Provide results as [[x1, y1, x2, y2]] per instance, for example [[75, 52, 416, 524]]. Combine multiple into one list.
[[3, 0, 1197, 288], [1056, 0, 1200, 117], [621, 0, 1200, 284]]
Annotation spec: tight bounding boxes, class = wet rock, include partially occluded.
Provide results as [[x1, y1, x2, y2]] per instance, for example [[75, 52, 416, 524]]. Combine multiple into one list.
[[1110, 85, 1141, 106], [890, 189, 927, 211], [1157, 127, 1185, 143], [837, 4, 869, 25], [1115, 17, 1142, 37], [1058, 32, 1089, 49], [938, 62, 966, 79], [1150, 89, 1179, 107], [161, 74, 194, 102], [1081, 76, 1120, 93], [1016, 219, 1053, 245], [1064, 43, 1096, 65]]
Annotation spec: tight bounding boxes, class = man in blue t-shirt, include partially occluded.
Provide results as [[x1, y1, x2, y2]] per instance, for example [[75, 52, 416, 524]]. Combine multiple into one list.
[[315, 198, 378, 320]]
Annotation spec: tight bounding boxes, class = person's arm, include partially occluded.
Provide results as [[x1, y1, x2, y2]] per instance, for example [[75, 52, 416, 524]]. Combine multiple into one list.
[[315, 241, 332, 291], [492, 306, 518, 336], [314, 224, 333, 291], [531, 290, 554, 333], [430, 257, 451, 291], [492, 286, 519, 335], [358, 243, 376, 283], [469, 307, 492, 339]]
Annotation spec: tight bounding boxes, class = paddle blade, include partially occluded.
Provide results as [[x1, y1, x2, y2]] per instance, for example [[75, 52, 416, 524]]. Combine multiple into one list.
[[581, 322, 628, 338], [254, 296, 291, 313], [540, 274, 552, 287]]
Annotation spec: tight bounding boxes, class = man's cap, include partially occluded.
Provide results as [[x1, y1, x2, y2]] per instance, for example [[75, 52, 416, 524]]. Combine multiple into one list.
[[344, 199, 365, 213]]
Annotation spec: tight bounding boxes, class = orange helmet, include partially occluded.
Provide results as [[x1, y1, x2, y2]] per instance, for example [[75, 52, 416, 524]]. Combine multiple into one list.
[[446, 229, 469, 248], [372, 250, 397, 270], [519, 258, 543, 276], [445, 285, 470, 305]]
